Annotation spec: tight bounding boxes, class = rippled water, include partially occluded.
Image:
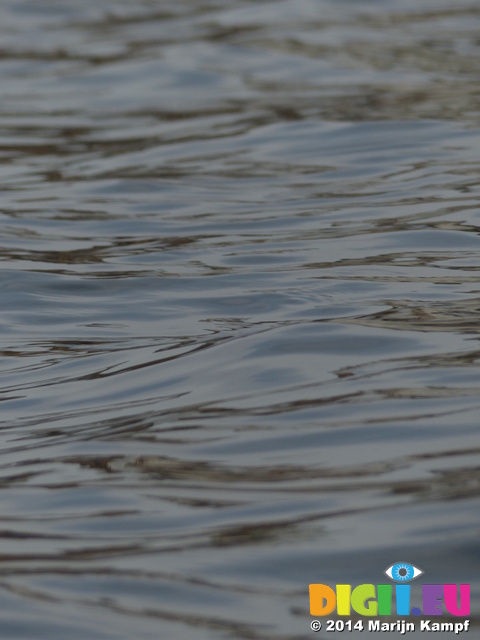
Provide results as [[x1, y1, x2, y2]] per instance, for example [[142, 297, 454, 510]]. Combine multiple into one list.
[[1, 0, 480, 637]]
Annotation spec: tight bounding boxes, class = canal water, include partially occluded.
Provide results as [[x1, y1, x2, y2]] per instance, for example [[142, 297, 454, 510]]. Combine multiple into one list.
[[0, 0, 479, 637]]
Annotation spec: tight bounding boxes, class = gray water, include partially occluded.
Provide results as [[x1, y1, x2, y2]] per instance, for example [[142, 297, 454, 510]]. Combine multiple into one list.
[[0, 0, 479, 638]]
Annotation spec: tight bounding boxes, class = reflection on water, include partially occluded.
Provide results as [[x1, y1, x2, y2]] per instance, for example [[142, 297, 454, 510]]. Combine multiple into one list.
[[0, 0, 479, 637]]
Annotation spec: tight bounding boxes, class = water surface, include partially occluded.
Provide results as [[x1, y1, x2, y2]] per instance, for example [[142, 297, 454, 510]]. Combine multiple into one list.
[[0, 0, 479, 638]]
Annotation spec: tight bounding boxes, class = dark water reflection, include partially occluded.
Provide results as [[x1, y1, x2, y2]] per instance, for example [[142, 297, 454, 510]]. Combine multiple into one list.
[[0, 0, 480, 637]]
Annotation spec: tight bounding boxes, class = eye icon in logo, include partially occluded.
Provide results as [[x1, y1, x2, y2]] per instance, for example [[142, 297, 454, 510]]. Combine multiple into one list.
[[384, 562, 424, 583]]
